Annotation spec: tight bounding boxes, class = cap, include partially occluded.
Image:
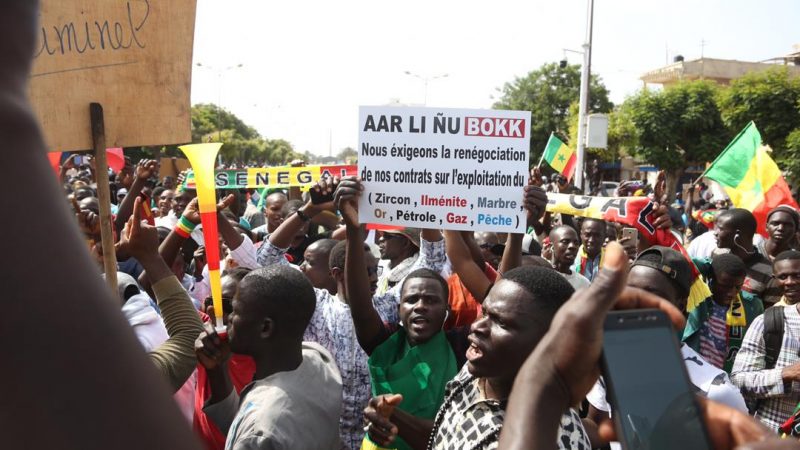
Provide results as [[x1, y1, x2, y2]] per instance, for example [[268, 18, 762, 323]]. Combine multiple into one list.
[[102, 271, 141, 302], [117, 188, 128, 197], [383, 227, 421, 248], [632, 246, 692, 297], [767, 205, 800, 228]]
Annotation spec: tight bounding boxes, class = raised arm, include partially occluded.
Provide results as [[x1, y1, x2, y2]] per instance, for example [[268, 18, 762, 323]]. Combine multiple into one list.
[[118, 198, 204, 392], [336, 177, 385, 351], [444, 230, 492, 303], [497, 182, 547, 274], [114, 159, 157, 234]]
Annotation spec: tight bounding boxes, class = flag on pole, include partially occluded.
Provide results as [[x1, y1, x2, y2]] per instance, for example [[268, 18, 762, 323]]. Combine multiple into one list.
[[541, 133, 577, 180], [703, 122, 799, 237]]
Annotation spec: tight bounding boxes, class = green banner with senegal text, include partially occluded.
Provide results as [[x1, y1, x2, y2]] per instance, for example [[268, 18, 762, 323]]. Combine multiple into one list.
[[182, 164, 357, 190]]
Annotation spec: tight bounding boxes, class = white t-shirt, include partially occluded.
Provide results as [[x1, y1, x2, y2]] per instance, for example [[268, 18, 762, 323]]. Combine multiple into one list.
[[560, 270, 591, 291], [688, 229, 766, 260]]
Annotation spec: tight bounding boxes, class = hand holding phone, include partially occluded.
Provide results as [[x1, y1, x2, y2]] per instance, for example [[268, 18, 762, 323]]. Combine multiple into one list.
[[602, 309, 711, 450]]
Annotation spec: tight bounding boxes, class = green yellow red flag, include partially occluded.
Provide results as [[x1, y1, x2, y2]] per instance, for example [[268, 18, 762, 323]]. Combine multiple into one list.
[[541, 133, 576, 180], [703, 122, 798, 236]]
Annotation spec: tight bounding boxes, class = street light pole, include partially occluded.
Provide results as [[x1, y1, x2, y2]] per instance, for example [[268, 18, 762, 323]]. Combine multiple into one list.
[[575, 0, 594, 192], [404, 71, 448, 106], [195, 62, 244, 143]]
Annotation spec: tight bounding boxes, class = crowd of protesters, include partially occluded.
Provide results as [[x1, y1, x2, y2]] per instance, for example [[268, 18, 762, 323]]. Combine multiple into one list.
[[5, 3, 800, 449]]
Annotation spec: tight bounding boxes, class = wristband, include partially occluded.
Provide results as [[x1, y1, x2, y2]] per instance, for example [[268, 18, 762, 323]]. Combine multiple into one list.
[[175, 216, 197, 238], [296, 208, 311, 222]]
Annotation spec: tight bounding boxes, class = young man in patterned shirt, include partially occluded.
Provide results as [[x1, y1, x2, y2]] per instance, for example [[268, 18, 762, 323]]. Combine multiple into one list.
[[363, 265, 591, 450]]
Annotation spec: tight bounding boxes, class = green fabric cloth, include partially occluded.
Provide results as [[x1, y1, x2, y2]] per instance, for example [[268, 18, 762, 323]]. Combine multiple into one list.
[[682, 292, 764, 373], [368, 328, 457, 450]]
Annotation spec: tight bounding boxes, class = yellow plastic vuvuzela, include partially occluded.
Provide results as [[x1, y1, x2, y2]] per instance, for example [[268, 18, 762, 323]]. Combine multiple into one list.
[[179, 143, 225, 329]]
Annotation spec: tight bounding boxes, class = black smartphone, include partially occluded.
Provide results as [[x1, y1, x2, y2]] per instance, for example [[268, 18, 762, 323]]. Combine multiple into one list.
[[309, 185, 334, 205], [602, 309, 711, 450]]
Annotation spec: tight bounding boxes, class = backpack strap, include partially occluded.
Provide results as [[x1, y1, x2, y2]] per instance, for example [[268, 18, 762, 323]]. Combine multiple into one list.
[[763, 306, 785, 370]]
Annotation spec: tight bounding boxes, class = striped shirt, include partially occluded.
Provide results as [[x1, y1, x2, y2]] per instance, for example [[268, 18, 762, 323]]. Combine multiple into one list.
[[731, 305, 800, 431], [698, 301, 729, 369]]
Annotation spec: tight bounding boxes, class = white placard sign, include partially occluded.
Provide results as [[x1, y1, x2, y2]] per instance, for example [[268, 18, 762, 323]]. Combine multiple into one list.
[[358, 106, 531, 232]]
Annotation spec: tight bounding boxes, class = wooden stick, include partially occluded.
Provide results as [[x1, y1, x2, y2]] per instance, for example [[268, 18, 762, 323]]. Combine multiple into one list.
[[90, 103, 118, 297]]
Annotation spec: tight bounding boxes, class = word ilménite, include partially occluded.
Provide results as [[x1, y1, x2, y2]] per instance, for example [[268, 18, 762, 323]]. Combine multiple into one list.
[[421, 195, 467, 208]]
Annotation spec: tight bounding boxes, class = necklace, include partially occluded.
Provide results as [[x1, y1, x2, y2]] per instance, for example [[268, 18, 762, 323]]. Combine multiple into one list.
[[426, 376, 503, 450]]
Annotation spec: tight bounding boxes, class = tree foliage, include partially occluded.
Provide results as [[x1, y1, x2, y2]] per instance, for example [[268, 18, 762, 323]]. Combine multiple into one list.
[[719, 67, 800, 181], [493, 62, 613, 159], [783, 128, 800, 184], [619, 80, 730, 198], [337, 147, 357, 164], [124, 104, 304, 166], [624, 80, 729, 172]]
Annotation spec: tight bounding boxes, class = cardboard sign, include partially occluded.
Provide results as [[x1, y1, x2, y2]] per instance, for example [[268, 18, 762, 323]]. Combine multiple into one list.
[[358, 106, 531, 232], [31, 0, 197, 152], [182, 165, 358, 190], [159, 157, 191, 181]]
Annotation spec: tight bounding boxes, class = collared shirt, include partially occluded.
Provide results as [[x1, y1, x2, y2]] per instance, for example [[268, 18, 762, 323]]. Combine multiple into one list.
[[428, 366, 590, 450], [731, 305, 800, 431], [257, 237, 446, 450]]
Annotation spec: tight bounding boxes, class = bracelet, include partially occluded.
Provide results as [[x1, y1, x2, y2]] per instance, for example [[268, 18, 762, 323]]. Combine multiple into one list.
[[175, 216, 197, 238], [295, 208, 311, 222]]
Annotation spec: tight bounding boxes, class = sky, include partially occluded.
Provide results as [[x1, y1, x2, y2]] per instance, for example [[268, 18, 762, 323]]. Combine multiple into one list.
[[190, 0, 799, 157]]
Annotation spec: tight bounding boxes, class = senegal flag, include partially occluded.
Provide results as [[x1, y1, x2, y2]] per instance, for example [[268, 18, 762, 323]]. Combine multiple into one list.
[[542, 133, 576, 180], [703, 122, 798, 237]]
